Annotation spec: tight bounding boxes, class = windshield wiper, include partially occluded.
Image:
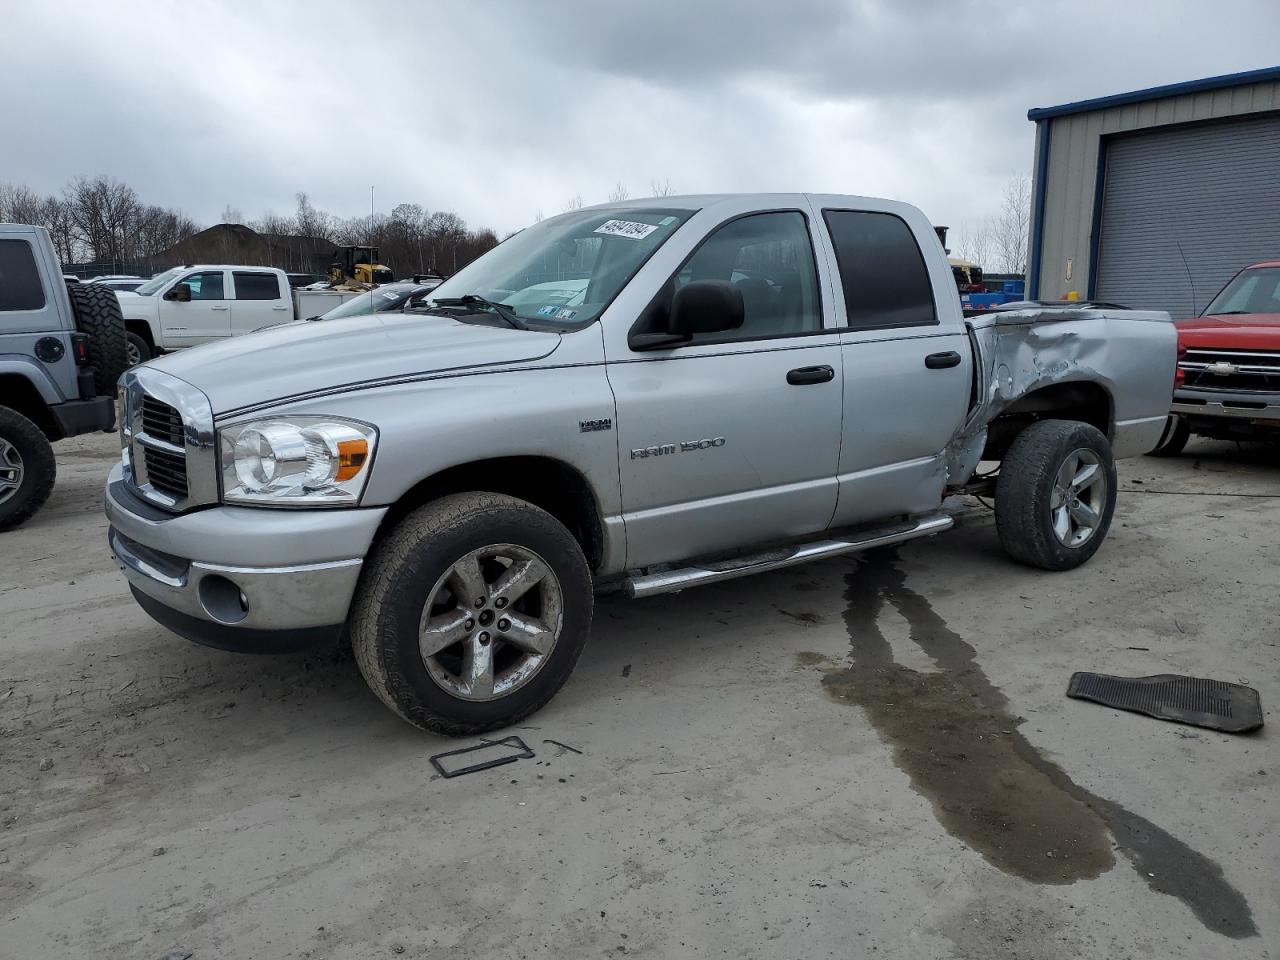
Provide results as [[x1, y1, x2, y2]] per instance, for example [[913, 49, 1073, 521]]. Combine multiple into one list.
[[433, 295, 528, 330], [1211, 310, 1253, 315]]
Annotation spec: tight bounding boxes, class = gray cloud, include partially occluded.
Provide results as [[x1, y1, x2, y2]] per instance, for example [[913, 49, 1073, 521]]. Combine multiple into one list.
[[3, 0, 1278, 240]]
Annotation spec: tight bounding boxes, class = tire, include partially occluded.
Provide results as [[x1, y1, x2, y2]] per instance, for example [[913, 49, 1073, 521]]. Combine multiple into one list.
[[126, 330, 152, 366], [1146, 415, 1189, 457], [995, 419, 1117, 571], [0, 405, 56, 532], [67, 283, 129, 395], [350, 492, 593, 736]]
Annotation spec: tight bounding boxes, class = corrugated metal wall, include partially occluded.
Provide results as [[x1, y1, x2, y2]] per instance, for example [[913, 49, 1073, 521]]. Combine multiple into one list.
[[1034, 79, 1280, 301], [1094, 114, 1280, 318]]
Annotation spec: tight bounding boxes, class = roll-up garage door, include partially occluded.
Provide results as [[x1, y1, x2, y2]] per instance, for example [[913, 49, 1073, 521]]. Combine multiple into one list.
[[1094, 113, 1280, 319]]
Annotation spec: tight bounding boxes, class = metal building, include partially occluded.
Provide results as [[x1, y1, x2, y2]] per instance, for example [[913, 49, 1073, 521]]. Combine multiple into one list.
[[1027, 66, 1280, 318]]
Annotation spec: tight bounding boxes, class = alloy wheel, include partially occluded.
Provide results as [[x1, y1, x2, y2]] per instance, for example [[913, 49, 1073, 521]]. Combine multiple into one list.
[[1049, 448, 1107, 547], [0, 438, 24, 506]]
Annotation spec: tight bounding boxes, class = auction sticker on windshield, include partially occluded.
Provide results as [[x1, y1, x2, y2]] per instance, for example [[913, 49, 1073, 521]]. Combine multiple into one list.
[[595, 219, 659, 240]]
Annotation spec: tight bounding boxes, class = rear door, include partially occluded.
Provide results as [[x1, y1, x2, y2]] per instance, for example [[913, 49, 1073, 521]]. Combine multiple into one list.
[[160, 270, 231, 345], [814, 203, 972, 527], [230, 270, 291, 334]]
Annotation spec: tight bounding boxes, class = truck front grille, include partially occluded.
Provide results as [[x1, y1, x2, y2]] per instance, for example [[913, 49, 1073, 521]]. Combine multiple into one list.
[[142, 446, 189, 498], [1180, 348, 1280, 393], [141, 396, 185, 446]]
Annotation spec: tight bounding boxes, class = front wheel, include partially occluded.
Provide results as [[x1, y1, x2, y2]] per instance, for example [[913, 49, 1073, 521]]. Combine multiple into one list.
[[126, 331, 152, 366], [1146, 415, 1189, 457], [995, 420, 1117, 571], [350, 492, 593, 735]]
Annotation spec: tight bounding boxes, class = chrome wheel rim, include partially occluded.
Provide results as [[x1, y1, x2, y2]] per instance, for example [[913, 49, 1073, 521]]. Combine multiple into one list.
[[0, 438, 24, 506], [126, 340, 142, 365], [1050, 448, 1106, 548], [419, 543, 563, 702]]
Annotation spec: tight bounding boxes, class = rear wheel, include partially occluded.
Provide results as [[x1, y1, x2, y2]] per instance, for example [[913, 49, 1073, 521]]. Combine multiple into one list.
[[0, 405, 56, 532], [350, 492, 593, 735], [67, 283, 128, 394], [1147, 415, 1189, 457], [995, 420, 1117, 571]]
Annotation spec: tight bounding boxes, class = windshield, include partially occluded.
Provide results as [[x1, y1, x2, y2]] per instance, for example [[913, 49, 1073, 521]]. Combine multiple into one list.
[[1203, 266, 1280, 316], [134, 267, 184, 297], [319, 283, 424, 321], [424, 207, 693, 327]]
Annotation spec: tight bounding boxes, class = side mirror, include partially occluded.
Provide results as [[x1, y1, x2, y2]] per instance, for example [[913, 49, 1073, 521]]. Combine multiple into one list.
[[164, 283, 192, 302], [668, 279, 744, 336]]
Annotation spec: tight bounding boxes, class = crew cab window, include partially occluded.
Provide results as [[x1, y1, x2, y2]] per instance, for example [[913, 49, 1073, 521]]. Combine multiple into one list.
[[676, 211, 821, 341], [0, 239, 46, 311], [823, 210, 937, 329], [233, 271, 282, 300], [183, 272, 225, 300]]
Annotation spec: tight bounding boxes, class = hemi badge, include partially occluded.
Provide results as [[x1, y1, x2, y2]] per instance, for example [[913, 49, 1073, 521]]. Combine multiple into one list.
[[580, 418, 612, 433]]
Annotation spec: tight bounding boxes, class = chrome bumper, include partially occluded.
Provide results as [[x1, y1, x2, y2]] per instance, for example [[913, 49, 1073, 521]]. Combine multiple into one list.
[[1171, 391, 1280, 422], [105, 463, 387, 635]]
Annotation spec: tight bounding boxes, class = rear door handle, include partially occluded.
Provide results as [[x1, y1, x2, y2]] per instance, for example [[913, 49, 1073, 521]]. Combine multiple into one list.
[[786, 364, 835, 385], [210, 305, 229, 312], [925, 351, 961, 369]]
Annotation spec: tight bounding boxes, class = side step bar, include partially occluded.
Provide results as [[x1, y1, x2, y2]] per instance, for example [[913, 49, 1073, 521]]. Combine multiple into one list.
[[623, 513, 954, 599]]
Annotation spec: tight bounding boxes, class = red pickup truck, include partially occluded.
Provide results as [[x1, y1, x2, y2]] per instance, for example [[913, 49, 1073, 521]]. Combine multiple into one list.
[[1150, 260, 1280, 455]]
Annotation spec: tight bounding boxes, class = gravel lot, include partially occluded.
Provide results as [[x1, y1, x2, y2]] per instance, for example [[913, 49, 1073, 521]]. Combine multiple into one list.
[[2, 431, 1277, 959]]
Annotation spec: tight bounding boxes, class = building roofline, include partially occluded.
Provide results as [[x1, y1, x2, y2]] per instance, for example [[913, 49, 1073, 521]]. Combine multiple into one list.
[[1027, 65, 1280, 121]]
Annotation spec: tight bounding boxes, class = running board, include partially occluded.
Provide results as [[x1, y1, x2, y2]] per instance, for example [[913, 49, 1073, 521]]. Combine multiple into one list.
[[623, 513, 955, 599]]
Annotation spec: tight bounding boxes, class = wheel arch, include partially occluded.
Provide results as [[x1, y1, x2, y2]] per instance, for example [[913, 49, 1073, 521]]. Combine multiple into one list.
[[0, 373, 62, 440], [372, 455, 607, 574], [984, 380, 1114, 461], [125, 318, 157, 351]]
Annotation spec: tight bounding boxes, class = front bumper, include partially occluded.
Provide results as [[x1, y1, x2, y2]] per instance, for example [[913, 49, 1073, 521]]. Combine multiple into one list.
[[105, 464, 388, 652], [1171, 388, 1280, 430]]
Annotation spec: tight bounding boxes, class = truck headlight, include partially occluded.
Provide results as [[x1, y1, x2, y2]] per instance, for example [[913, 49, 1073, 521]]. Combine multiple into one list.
[[219, 417, 377, 506]]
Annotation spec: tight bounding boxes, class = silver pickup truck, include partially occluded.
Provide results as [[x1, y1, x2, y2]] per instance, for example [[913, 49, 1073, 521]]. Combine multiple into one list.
[[105, 194, 1175, 734]]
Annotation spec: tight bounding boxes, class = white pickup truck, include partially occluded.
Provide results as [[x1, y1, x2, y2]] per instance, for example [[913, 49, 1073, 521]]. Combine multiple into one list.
[[117, 265, 368, 364]]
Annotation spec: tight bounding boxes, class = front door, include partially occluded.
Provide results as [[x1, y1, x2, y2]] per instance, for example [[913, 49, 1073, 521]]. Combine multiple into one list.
[[606, 209, 844, 569], [160, 270, 231, 346]]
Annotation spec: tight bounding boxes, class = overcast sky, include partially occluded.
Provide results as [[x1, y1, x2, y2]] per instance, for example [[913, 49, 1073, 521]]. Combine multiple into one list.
[[5, 0, 1278, 237]]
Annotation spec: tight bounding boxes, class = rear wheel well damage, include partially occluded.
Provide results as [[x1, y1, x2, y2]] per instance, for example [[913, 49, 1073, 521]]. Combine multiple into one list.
[[983, 382, 1113, 461], [0, 374, 60, 440], [373, 457, 606, 573]]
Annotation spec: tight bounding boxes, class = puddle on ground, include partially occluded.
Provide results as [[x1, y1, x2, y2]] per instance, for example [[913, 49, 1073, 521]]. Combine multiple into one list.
[[809, 548, 1256, 939]]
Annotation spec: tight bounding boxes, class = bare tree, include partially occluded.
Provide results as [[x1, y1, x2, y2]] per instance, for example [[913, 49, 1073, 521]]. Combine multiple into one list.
[[649, 178, 676, 197], [563, 193, 584, 212], [607, 181, 630, 203], [221, 204, 244, 225], [993, 174, 1031, 275], [953, 219, 996, 272]]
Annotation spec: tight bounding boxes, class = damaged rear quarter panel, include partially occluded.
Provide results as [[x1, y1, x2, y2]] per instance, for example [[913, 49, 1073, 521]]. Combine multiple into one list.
[[945, 308, 1176, 488]]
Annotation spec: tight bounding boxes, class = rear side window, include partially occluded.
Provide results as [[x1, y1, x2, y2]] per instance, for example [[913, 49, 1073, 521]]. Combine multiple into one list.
[[0, 239, 46, 311], [823, 210, 937, 330], [233, 271, 282, 300]]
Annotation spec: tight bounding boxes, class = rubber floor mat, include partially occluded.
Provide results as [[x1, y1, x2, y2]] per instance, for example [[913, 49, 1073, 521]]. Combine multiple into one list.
[[1067, 673, 1263, 733]]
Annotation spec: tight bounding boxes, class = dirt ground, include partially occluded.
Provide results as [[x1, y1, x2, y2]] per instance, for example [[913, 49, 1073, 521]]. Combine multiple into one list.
[[2, 432, 1277, 959]]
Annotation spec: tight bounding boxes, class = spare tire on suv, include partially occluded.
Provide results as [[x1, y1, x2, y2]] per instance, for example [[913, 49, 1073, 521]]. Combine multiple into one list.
[[67, 282, 129, 393]]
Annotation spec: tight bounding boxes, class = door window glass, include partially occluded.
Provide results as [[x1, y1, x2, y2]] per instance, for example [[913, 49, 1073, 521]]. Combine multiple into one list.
[[0, 239, 46, 311], [232, 272, 281, 300], [675, 211, 821, 342], [823, 210, 938, 329], [184, 272, 225, 300]]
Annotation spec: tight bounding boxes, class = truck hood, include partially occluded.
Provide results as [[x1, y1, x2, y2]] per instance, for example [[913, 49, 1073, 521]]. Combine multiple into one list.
[[1176, 313, 1280, 350], [146, 312, 562, 415]]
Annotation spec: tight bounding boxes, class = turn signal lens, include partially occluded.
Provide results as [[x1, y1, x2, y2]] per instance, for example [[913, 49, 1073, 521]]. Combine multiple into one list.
[[336, 438, 369, 481]]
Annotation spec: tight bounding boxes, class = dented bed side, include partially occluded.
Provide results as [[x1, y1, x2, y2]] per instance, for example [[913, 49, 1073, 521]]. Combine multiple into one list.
[[944, 307, 1177, 490]]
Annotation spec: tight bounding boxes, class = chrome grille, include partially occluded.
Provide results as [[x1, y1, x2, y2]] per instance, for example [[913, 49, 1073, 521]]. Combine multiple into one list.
[[141, 396, 184, 446], [1180, 348, 1280, 393], [121, 367, 217, 512]]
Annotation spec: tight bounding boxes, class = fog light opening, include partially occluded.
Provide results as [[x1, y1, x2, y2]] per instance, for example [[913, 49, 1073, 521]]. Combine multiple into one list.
[[199, 574, 250, 625]]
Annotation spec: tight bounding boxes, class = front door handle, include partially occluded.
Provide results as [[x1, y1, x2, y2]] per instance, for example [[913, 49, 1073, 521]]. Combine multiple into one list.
[[925, 351, 961, 369], [787, 364, 835, 385], [210, 305, 230, 312]]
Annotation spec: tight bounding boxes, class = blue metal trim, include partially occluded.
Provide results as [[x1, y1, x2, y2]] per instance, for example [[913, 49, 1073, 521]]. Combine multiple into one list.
[[1027, 65, 1280, 121], [1027, 120, 1051, 299], [1085, 136, 1109, 299]]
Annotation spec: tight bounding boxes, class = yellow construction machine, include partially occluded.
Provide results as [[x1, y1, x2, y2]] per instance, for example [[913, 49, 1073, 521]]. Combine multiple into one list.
[[327, 245, 395, 289]]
